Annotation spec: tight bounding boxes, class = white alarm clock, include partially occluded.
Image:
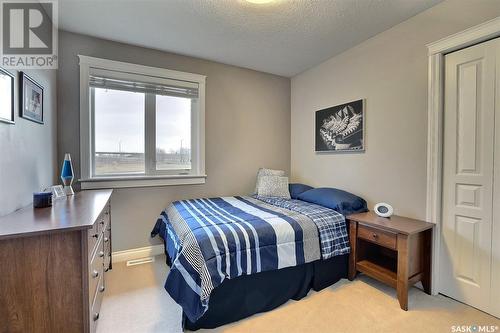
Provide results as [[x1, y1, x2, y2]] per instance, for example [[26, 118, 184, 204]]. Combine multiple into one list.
[[374, 203, 393, 218]]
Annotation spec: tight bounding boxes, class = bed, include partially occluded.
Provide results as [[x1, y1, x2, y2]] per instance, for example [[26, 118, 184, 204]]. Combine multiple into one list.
[[151, 195, 355, 330]]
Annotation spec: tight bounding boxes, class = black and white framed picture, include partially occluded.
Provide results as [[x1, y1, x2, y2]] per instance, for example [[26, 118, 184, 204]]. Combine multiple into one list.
[[0, 67, 15, 124], [20, 72, 44, 124], [315, 99, 365, 152]]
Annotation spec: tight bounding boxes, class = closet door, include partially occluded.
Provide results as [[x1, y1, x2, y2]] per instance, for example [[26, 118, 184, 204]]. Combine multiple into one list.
[[441, 38, 497, 314], [492, 40, 500, 319]]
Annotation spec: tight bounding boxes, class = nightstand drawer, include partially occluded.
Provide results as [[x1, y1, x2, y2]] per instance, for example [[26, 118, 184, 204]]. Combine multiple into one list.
[[358, 224, 397, 250]]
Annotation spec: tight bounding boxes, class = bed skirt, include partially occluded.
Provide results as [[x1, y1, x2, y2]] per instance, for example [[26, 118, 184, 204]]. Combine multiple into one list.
[[183, 254, 348, 330]]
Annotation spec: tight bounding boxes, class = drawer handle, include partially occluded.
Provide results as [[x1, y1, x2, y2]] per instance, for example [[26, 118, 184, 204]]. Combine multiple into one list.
[[105, 211, 109, 216], [372, 233, 379, 239], [104, 237, 109, 243], [92, 233, 98, 239], [99, 251, 105, 258], [93, 313, 99, 321], [100, 219, 105, 225], [92, 270, 99, 278], [99, 285, 105, 293], [104, 267, 109, 272]]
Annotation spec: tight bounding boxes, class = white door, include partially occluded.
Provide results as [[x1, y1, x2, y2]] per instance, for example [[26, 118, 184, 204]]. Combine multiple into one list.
[[441, 38, 498, 316], [492, 39, 500, 319]]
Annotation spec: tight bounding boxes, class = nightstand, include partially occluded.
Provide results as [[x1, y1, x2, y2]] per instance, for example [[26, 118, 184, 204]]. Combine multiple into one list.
[[347, 211, 434, 310]]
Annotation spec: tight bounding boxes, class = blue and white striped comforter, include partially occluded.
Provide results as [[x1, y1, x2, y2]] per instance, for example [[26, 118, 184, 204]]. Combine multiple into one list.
[[153, 196, 349, 322]]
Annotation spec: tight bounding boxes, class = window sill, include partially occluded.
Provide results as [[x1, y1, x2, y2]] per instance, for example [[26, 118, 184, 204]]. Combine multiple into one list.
[[79, 174, 207, 189]]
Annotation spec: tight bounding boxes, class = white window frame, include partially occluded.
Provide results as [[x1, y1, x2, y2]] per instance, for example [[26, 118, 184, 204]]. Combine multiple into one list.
[[78, 55, 206, 189]]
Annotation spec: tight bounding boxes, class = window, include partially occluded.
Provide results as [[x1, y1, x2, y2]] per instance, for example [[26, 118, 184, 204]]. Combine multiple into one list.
[[94, 88, 145, 175], [155, 95, 192, 171], [79, 56, 206, 189]]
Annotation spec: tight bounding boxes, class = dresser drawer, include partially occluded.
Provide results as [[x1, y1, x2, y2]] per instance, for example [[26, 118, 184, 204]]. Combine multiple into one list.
[[99, 206, 110, 231], [90, 273, 105, 333], [87, 222, 99, 254], [103, 228, 111, 272], [358, 224, 397, 250], [88, 205, 110, 255], [89, 235, 104, 301], [103, 205, 110, 223]]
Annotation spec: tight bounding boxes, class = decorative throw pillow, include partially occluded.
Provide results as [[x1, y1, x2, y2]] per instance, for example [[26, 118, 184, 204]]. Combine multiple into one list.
[[257, 176, 291, 198], [254, 168, 286, 194], [289, 183, 314, 199], [297, 187, 368, 215]]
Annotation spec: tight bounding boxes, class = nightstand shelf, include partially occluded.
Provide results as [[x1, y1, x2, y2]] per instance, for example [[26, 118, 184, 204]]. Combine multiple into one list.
[[357, 259, 396, 284], [347, 212, 434, 310], [356, 238, 398, 287]]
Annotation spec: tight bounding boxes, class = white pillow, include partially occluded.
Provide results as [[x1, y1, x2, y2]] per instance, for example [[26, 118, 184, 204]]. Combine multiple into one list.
[[256, 176, 291, 198], [254, 168, 285, 194]]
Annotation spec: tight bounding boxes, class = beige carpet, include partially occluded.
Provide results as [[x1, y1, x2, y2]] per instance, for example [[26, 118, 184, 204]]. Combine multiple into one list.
[[97, 255, 499, 333]]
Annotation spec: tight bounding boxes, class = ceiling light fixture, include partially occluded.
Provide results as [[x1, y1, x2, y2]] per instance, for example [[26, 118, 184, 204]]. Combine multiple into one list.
[[245, 0, 275, 4]]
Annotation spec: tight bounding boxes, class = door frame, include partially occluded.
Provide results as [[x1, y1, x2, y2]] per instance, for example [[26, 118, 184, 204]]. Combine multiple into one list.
[[426, 17, 500, 295]]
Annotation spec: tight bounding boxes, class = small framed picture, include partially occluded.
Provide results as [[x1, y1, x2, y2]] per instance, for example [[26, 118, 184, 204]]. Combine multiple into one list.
[[0, 67, 15, 124], [49, 185, 66, 200], [20, 72, 44, 124], [315, 99, 365, 153]]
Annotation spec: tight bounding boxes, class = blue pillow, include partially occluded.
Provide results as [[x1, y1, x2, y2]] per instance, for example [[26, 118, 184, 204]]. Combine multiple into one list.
[[297, 187, 368, 216], [289, 183, 314, 199]]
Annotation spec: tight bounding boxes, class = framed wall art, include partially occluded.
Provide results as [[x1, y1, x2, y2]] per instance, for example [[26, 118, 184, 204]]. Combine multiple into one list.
[[20, 72, 44, 124], [315, 99, 365, 152], [0, 67, 15, 124]]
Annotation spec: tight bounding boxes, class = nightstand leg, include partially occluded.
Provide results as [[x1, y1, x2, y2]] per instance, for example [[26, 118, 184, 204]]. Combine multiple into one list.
[[348, 221, 357, 280], [397, 234, 409, 311], [421, 229, 432, 294]]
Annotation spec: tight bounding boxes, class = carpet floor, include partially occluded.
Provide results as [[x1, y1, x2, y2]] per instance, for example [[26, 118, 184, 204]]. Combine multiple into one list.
[[96, 255, 499, 333]]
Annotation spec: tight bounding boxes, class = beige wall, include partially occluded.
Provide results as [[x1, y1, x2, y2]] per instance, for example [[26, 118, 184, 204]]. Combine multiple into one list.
[[291, 0, 500, 220], [0, 69, 57, 216], [58, 31, 291, 251]]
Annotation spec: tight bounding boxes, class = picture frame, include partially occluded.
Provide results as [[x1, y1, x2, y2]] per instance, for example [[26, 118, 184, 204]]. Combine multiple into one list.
[[0, 67, 15, 124], [315, 99, 365, 153], [49, 185, 66, 200], [20, 72, 44, 124]]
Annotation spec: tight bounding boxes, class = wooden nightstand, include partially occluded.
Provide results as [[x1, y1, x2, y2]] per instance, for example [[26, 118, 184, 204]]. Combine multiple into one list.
[[347, 212, 434, 310]]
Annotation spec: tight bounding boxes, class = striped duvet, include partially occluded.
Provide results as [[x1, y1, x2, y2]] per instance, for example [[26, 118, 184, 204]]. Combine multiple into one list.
[[152, 196, 349, 322]]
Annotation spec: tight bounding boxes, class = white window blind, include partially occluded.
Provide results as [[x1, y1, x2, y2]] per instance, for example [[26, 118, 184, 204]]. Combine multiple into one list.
[[89, 74, 199, 98]]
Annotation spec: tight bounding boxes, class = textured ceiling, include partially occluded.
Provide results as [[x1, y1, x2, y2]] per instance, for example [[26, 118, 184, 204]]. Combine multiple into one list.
[[58, 0, 442, 77]]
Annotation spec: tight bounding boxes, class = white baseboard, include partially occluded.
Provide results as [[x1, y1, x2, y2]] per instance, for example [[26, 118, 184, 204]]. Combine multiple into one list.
[[112, 244, 164, 264]]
